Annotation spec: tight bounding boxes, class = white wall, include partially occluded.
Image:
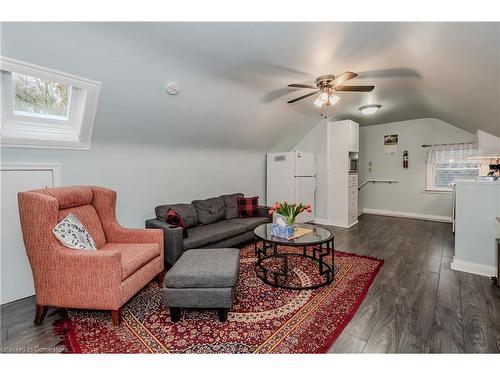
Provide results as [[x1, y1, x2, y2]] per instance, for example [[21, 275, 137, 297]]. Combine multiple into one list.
[[1, 22, 269, 233], [1, 144, 266, 228], [0, 22, 317, 152], [359, 118, 475, 220]]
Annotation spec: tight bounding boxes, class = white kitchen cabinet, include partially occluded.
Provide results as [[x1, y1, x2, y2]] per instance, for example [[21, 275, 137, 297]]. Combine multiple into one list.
[[476, 129, 500, 158], [327, 120, 360, 227], [348, 121, 359, 153], [294, 119, 360, 227]]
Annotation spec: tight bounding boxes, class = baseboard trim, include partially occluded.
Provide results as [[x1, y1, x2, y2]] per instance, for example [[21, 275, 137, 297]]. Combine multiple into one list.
[[451, 257, 496, 277], [313, 218, 328, 225], [345, 221, 358, 228], [361, 208, 452, 223], [312, 218, 358, 228]]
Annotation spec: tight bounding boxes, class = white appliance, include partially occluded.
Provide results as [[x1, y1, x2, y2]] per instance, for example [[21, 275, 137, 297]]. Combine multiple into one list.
[[266, 151, 316, 223]]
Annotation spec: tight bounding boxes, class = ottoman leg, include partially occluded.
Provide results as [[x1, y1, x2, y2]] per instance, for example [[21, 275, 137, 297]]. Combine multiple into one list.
[[217, 308, 229, 322], [169, 307, 182, 322]]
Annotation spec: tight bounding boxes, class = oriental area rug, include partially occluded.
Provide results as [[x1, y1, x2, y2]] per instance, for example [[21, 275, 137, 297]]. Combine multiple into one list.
[[54, 244, 383, 353]]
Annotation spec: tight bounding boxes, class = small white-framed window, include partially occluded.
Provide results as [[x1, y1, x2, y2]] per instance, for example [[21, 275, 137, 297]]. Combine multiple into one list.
[[1, 57, 101, 150], [426, 143, 479, 192]]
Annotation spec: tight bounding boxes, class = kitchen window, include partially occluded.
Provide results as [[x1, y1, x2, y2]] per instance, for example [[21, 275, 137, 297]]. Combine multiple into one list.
[[426, 143, 479, 192], [1, 57, 101, 150]]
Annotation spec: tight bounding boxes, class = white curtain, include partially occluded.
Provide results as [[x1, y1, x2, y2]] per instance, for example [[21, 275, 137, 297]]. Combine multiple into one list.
[[427, 143, 478, 164]]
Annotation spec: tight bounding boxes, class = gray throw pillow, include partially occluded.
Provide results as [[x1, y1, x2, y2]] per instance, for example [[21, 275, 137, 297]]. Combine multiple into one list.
[[192, 197, 225, 225], [220, 193, 244, 219]]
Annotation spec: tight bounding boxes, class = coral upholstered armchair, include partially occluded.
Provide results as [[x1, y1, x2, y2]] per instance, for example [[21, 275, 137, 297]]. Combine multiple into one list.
[[17, 186, 164, 326]]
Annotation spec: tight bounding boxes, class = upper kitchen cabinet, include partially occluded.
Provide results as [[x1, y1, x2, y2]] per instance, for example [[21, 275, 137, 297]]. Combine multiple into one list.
[[475, 129, 500, 158], [348, 120, 359, 153]]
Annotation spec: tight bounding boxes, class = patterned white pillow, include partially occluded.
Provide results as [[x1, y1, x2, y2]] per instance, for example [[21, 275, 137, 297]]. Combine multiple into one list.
[[53, 213, 97, 250]]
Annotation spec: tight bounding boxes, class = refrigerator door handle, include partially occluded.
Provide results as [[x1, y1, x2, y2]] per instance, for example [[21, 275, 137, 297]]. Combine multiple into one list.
[[313, 178, 316, 192]]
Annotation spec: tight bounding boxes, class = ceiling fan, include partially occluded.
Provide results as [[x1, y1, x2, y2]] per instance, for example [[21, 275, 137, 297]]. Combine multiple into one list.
[[287, 72, 374, 107]]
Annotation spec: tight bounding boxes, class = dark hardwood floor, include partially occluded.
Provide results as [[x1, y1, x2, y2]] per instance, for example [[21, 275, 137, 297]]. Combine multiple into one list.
[[327, 215, 500, 353], [1, 214, 499, 353]]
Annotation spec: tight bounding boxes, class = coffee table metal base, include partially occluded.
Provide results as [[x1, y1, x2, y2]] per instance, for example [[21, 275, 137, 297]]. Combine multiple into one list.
[[254, 239, 335, 290]]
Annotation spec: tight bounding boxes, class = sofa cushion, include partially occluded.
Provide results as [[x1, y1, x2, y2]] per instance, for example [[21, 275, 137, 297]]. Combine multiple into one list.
[[191, 197, 225, 225], [100, 242, 160, 280], [183, 220, 247, 250], [227, 216, 268, 231], [220, 193, 244, 219], [165, 248, 240, 289], [155, 203, 199, 228], [38, 185, 93, 209]]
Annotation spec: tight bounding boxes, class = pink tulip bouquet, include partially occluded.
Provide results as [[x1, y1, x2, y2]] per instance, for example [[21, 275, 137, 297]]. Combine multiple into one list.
[[269, 201, 312, 225]]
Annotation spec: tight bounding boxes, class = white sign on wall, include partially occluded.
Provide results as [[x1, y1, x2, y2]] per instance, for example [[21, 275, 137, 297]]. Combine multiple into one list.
[[384, 134, 399, 155]]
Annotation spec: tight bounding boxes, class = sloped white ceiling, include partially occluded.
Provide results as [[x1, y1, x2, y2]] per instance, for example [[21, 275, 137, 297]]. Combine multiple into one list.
[[1, 22, 499, 151]]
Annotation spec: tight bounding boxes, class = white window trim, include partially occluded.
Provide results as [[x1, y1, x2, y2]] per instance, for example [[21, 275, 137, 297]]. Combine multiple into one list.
[[0, 57, 101, 150]]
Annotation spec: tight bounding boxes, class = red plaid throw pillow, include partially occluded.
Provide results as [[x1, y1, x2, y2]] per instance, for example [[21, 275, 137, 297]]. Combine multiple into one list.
[[237, 196, 259, 218], [166, 208, 188, 238]]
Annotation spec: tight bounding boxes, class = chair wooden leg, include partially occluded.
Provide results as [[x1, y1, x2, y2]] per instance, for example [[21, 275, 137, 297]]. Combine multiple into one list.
[[169, 307, 181, 322], [111, 309, 121, 326], [34, 305, 48, 325], [217, 308, 229, 322], [156, 271, 165, 286]]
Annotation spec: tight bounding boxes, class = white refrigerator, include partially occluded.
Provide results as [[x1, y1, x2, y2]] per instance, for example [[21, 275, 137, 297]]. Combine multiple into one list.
[[266, 151, 316, 223]]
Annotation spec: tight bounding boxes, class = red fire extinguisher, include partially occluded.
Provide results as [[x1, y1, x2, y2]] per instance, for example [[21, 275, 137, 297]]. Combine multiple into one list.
[[403, 151, 409, 169]]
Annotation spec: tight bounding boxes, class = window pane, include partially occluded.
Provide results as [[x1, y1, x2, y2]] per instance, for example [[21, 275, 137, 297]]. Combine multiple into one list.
[[12, 73, 70, 120], [434, 167, 479, 188]]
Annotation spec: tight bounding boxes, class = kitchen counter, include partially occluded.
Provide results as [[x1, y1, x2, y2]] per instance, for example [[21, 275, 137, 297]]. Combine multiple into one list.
[[452, 181, 500, 277], [454, 180, 500, 185]]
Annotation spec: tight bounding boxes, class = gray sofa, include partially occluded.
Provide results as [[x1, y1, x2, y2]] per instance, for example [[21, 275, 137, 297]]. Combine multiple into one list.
[[145, 193, 270, 265]]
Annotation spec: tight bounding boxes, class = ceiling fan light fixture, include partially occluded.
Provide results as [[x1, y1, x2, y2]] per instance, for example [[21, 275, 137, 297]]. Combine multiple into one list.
[[313, 97, 324, 107], [319, 92, 329, 103], [329, 94, 340, 106], [359, 104, 381, 115], [286, 71, 374, 106]]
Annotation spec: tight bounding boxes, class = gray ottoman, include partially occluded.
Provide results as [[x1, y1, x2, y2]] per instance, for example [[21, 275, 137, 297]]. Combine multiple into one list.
[[163, 248, 240, 322]]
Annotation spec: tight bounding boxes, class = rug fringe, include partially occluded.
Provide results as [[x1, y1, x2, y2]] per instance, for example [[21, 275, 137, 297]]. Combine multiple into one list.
[[317, 254, 384, 353], [52, 309, 82, 354], [334, 249, 385, 263]]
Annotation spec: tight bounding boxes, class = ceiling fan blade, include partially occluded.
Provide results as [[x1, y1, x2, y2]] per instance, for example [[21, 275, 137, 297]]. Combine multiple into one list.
[[287, 90, 320, 104], [357, 68, 421, 79], [287, 84, 317, 89], [332, 71, 358, 87], [334, 85, 375, 92]]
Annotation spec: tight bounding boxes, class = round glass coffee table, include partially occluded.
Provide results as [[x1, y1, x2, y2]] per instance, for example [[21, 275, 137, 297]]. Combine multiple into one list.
[[253, 223, 334, 290]]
